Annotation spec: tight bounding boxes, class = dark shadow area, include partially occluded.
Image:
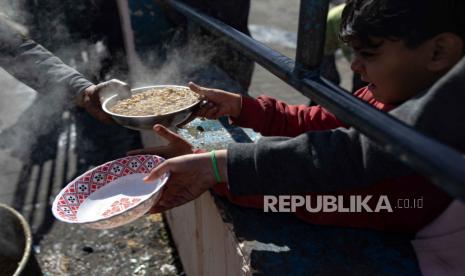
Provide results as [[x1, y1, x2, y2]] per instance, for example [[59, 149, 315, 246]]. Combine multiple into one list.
[[212, 194, 421, 276]]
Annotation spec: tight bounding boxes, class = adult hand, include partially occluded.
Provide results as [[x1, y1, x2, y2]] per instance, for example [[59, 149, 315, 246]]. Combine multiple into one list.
[[77, 79, 131, 124], [144, 149, 228, 213], [127, 124, 194, 158], [189, 82, 242, 120], [78, 84, 115, 124]]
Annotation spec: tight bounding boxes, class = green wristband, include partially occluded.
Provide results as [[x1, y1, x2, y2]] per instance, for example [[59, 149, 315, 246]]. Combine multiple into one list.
[[210, 150, 222, 183]]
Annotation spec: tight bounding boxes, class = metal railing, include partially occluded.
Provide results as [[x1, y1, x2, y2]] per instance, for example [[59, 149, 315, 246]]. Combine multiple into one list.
[[165, 0, 465, 200]]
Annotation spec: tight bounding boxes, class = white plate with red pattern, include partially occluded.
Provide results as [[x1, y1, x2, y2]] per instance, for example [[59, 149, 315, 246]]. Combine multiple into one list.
[[52, 155, 169, 229]]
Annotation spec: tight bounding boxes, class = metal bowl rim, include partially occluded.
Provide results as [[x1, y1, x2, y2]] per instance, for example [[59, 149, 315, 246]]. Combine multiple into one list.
[[0, 203, 33, 275]]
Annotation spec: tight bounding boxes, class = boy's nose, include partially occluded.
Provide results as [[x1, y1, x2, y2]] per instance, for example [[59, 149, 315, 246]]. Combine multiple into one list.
[[350, 58, 365, 75]]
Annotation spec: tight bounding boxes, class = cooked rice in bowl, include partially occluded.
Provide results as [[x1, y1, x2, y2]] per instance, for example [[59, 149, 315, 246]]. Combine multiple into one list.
[[109, 87, 200, 116]]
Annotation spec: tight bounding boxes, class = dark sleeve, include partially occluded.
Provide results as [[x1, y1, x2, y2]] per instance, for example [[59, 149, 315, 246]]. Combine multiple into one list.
[[9, 41, 93, 94], [227, 128, 370, 195], [226, 125, 420, 197], [0, 16, 93, 96]]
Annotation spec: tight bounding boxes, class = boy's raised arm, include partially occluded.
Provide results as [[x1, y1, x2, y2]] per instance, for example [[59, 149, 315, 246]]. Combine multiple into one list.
[[231, 95, 347, 137]]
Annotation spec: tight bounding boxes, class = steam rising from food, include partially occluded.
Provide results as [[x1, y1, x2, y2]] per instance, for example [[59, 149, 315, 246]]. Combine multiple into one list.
[[0, 0, 227, 158]]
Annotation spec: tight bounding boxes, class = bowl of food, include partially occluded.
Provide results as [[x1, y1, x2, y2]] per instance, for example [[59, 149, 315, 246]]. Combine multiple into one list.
[[52, 155, 168, 229], [102, 85, 204, 130]]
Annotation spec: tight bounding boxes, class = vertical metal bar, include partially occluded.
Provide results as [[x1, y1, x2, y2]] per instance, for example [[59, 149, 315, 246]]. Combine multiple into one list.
[[295, 0, 329, 73]]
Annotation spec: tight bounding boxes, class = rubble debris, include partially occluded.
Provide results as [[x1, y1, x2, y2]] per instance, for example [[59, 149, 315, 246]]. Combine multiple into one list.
[[37, 215, 182, 275]]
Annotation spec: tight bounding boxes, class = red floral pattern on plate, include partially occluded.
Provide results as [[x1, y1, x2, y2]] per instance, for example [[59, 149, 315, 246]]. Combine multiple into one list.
[[101, 197, 142, 218], [52, 155, 164, 222]]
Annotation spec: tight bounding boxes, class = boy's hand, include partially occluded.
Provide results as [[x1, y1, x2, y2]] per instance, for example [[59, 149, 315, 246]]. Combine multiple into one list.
[[127, 124, 193, 158], [144, 150, 228, 213], [188, 82, 242, 119]]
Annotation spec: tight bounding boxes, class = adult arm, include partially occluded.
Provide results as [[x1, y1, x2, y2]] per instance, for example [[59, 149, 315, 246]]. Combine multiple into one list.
[[0, 15, 115, 123], [0, 15, 93, 97]]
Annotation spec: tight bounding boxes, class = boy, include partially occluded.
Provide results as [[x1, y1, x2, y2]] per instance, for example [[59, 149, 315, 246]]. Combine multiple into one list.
[[137, 1, 465, 273]]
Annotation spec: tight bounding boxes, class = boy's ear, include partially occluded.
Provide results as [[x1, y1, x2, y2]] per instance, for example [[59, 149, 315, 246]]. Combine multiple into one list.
[[427, 33, 464, 72]]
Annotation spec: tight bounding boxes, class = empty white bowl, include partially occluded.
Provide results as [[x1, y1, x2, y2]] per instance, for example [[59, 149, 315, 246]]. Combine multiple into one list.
[[52, 155, 169, 229]]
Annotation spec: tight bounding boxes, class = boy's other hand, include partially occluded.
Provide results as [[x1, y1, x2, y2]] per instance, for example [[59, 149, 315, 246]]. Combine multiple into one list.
[[189, 82, 242, 119], [127, 124, 193, 158]]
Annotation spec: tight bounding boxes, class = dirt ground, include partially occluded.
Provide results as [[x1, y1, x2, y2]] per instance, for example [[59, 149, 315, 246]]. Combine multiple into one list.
[[37, 214, 182, 276]]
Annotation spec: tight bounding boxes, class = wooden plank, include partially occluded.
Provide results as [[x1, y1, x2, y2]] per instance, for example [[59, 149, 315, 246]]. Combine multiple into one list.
[[165, 192, 251, 276], [165, 201, 200, 276], [199, 192, 226, 275]]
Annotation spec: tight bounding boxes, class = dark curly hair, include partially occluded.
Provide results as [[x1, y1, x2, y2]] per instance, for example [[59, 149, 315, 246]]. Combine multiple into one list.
[[340, 0, 465, 49]]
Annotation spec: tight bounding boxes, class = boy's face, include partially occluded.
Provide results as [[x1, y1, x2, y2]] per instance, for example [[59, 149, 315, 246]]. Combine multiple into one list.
[[350, 38, 437, 104]]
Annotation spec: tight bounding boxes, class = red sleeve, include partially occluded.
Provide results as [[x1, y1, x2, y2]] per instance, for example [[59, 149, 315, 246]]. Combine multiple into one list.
[[230, 96, 345, 137], [230, 87, 394, 137]]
